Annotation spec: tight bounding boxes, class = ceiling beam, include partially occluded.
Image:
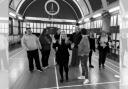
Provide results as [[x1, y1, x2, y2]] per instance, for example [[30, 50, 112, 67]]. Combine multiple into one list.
[[84, 0, 92, 14], [63, 0, 79, 20], [101, 0, 108, 10]]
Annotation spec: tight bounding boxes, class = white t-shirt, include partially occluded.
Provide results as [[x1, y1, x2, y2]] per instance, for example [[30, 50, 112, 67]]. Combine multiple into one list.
[[100, 36, 108, 48], [22, 34, 39, 51]]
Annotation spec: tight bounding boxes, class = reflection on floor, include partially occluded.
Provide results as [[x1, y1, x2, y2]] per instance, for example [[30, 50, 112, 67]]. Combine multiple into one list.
[[9, 47, 120, 89], [0, 71, 8, 89]]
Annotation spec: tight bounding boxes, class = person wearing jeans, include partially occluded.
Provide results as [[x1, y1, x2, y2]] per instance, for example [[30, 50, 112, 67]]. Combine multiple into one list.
[[78, 28, 90, 84]]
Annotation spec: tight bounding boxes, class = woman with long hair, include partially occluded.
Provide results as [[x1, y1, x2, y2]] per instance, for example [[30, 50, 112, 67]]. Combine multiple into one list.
[[53, 32, 72, 83]]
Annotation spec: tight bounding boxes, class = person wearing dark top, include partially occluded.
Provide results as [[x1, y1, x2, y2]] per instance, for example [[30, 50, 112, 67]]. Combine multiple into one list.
[[88, 32, 95, 68], [70, 24, 82, 66], [53, 34, 72, 83], [53, 30, 60, 64], [39, 29, 52, 69]]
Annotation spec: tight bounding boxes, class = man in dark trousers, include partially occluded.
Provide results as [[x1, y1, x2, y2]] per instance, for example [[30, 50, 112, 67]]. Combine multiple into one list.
[[88, 32, 95, 68], [22, 28, 43, 72]]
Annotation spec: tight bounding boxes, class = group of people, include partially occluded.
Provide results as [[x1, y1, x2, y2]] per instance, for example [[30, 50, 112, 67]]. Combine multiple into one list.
[[21, 24, 110, 85]]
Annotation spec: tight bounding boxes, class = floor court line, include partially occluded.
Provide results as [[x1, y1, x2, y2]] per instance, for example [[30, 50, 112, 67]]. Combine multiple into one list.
[[10, 49, 119, 69], [10, 49, 120, 89], [106, 61, 119, 69], [105, 64, 119, 74], [94, 55, 119, 69], [54, 58, 59, 89], [39, 81, 120, 89], [10, 48, 25, 58], [93, 59, 119, 74]]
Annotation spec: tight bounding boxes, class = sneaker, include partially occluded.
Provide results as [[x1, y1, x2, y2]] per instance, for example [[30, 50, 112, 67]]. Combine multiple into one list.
[[37, 69, 43, 72], [83, 79, 89, 85], [44, 66, 49, 69], [89, 65, 94, 68], [78, 76, 85, 79]]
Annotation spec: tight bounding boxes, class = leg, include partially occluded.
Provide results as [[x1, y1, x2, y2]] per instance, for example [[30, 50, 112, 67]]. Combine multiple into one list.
[[27, 51, 34, 72], [1, 50, 8, 70], [33, 49, 42, 71], [102, 51, 107, 68], [89, 50, 94, 68], [99, 52, 102, 69], [45, 50, 51, 67], [81, 55, 88, 79], [64, 57, 69, 81], [59, 64, 64, 83], [41, 50, 46, 67]]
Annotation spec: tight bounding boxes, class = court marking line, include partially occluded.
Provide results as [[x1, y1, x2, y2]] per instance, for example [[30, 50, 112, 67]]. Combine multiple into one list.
[[10, 48, 25, 58], [94, 55, 119, 69], [106, 61, 119, 69], [93, 59, 119, 74], [39, 81, 120, 89], [54, 58, 59, 89], [105, 64, 120, 74]]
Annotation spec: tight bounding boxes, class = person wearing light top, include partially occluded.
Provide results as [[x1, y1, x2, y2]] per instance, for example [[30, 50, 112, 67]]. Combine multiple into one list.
[[0, 33, 8, 72], [97, 31, 110, 69], [78, 28, 90, 84], [22, 28, 43, 72]]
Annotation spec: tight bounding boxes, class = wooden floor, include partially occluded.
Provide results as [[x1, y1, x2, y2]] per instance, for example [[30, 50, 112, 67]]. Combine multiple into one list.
[[9, 47, 121, 89]]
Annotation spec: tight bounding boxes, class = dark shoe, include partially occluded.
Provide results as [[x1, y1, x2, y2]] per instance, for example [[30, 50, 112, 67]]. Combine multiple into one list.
[[89, 65, 94, 68], [66, 76, 69, 82], [60, 79, 64, 83], [99, 66, 101, 70], [30, 70, 34, 73]]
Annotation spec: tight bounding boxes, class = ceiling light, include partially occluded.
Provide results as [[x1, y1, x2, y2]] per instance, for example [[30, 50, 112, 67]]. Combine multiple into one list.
[[109, 6, 120, 13], [84, 18, 89, 22], [93, 13, 101, 18], [9, 12, 16, 18]]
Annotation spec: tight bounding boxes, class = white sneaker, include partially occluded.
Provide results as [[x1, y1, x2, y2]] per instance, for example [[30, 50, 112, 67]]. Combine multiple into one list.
[[77, 76, 85, 79], [83, 79, 89, 85]]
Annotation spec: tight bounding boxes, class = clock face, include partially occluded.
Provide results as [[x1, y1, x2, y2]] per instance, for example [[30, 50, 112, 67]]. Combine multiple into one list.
[[45, 0, 60, 16]]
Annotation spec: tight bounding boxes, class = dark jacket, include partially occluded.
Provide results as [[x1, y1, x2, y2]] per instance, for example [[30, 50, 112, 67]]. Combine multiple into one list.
[[53, 39, 71, 64], [39, 34, 52, 50], [88, 36, 95, 52], [70, 32, 82, 48]]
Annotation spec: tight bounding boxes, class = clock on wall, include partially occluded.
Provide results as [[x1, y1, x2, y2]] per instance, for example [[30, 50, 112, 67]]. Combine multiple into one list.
[[45, 0, 60, 16]]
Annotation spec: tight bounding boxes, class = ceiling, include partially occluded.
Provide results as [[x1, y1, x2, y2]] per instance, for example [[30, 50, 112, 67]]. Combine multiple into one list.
[[9, 0, 119, 21]]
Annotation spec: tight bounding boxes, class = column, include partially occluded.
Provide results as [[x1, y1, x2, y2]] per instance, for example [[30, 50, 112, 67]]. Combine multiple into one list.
[[102, 10, 111, 32]]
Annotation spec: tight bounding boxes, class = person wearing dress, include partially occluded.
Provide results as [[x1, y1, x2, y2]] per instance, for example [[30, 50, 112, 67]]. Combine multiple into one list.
[[53, 33, 72, 83]]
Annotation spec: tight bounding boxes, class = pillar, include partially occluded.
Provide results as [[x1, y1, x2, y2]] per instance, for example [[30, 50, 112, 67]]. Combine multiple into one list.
[[102, 10, 111, 32]]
